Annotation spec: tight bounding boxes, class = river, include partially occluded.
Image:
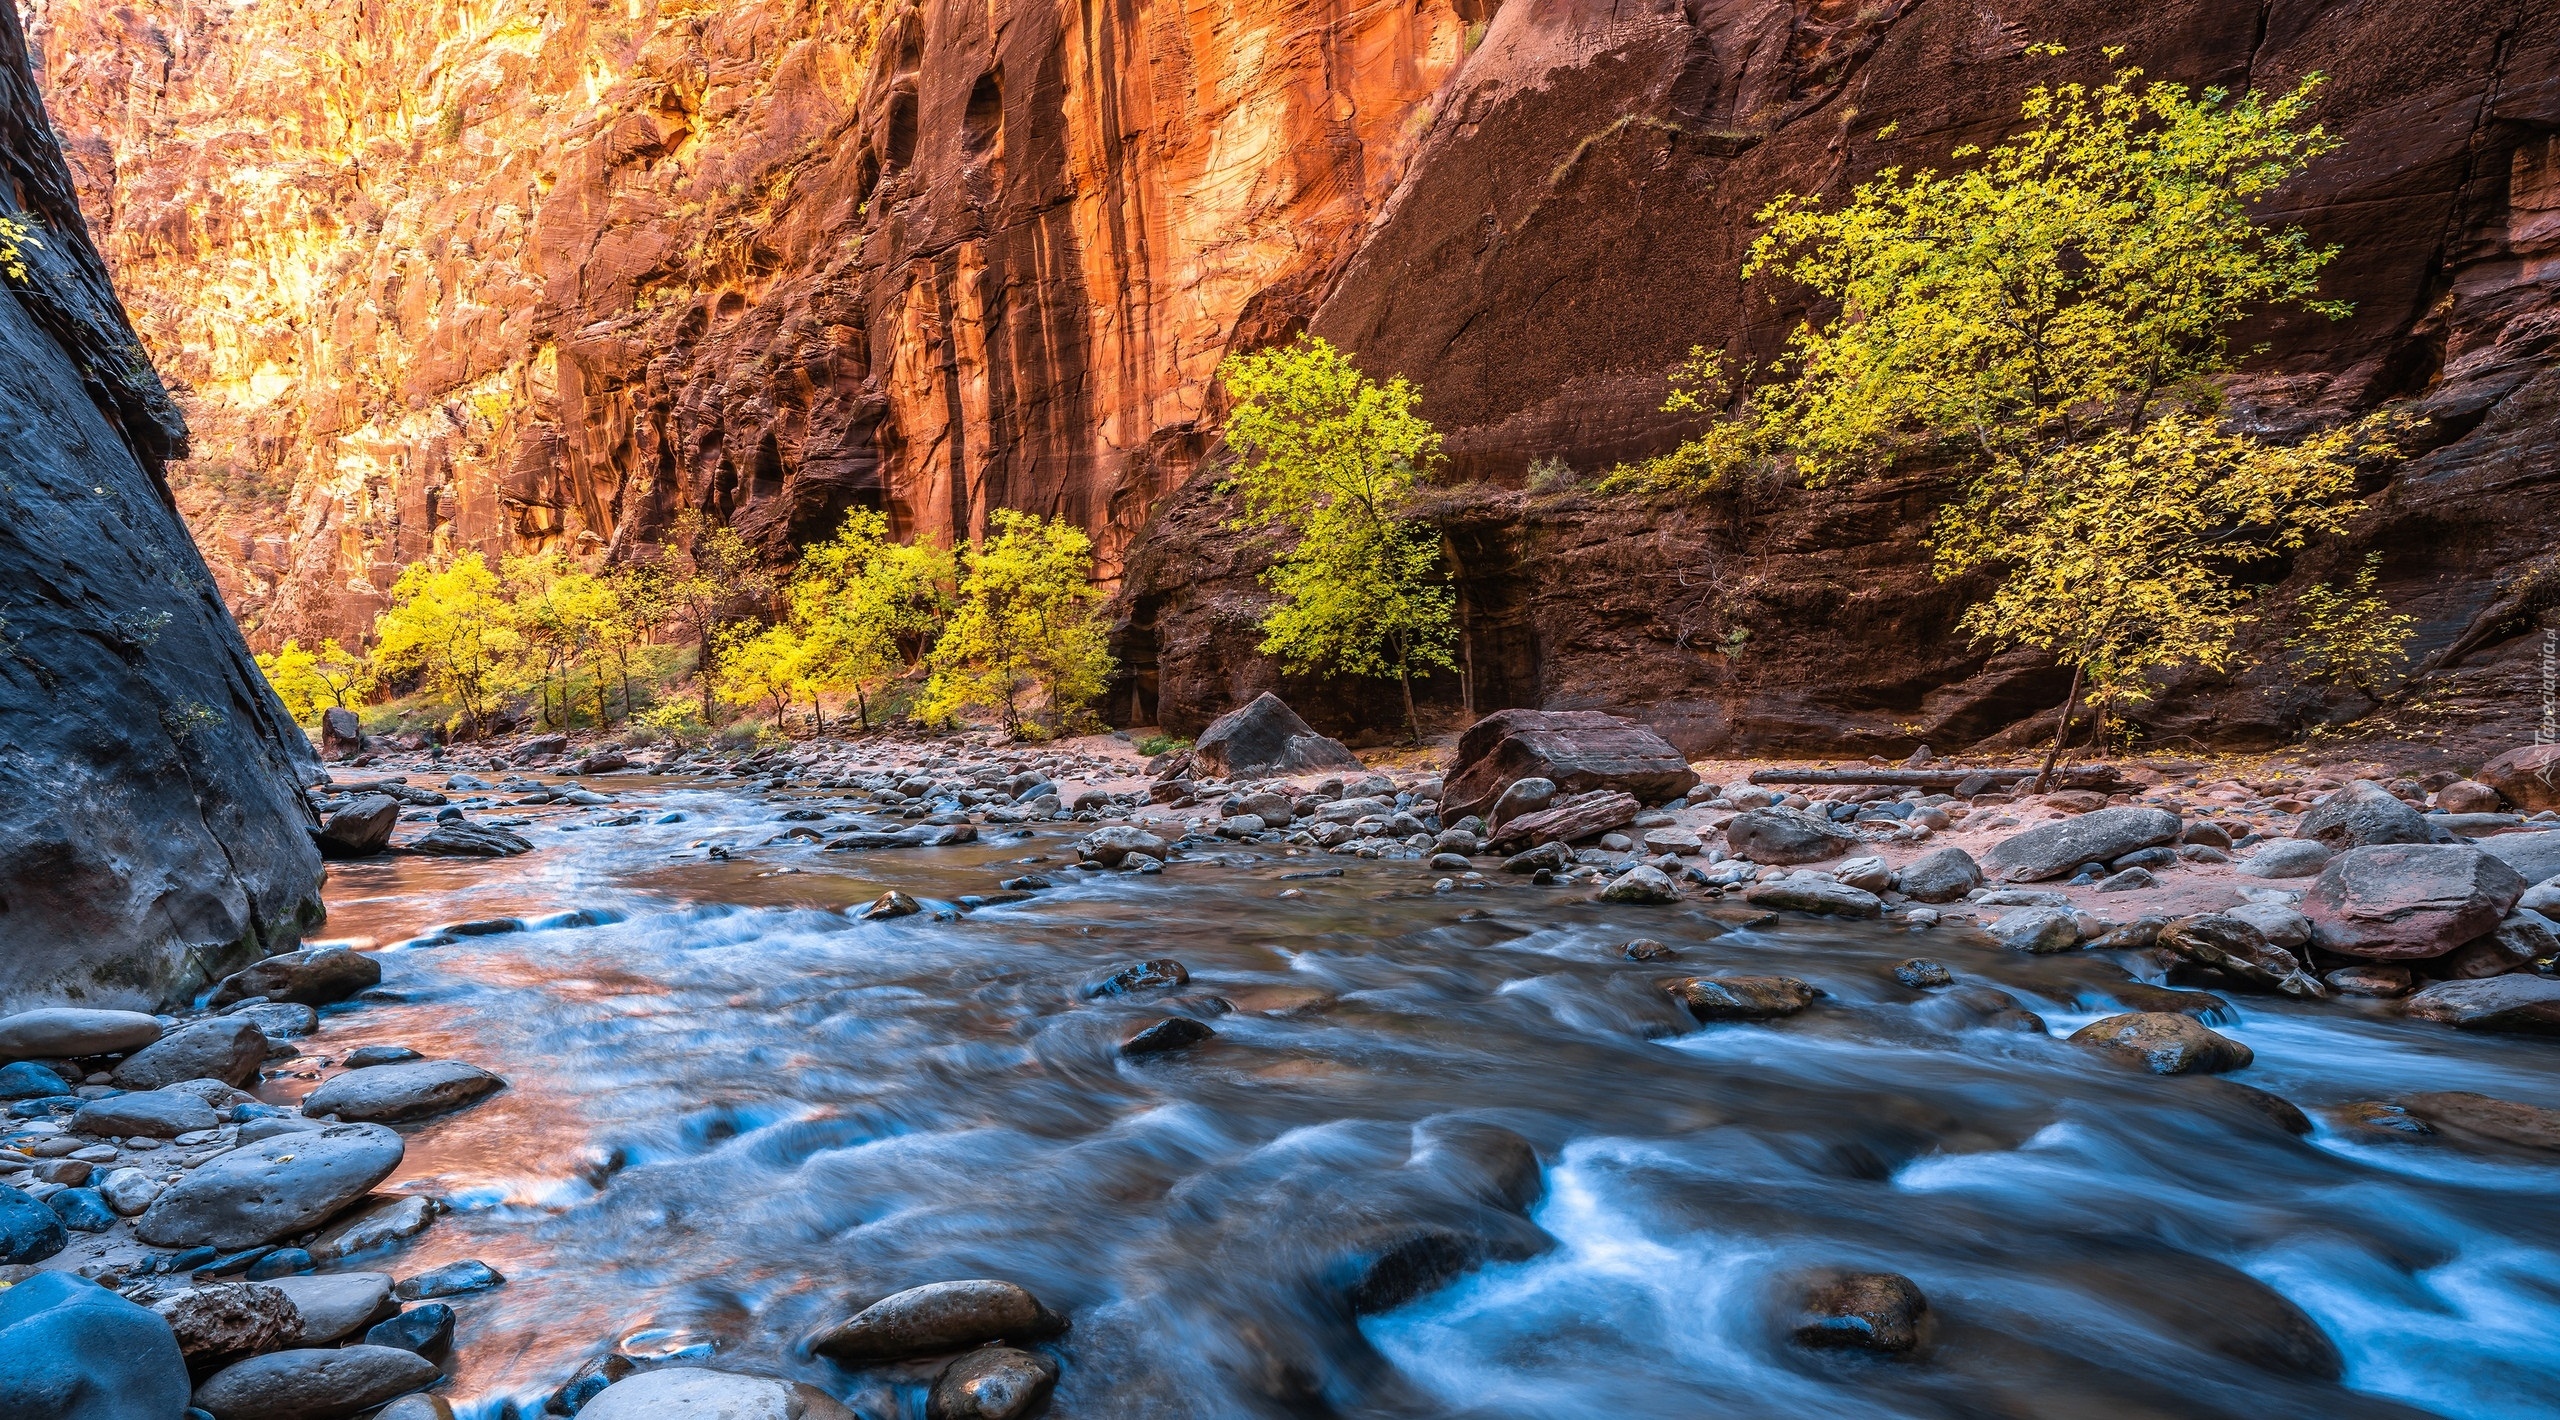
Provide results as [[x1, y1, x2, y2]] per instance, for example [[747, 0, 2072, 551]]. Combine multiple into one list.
[[285, 772, 2560, 1419]]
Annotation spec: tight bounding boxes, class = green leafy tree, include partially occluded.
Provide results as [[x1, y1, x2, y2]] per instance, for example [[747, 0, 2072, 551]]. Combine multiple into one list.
[[713, 620, 809, 725], [254, 638, 373, 725], [371, 552, 521, 737], [921, 509, 1113, 739], [584, 561, 666, 722], [1216, 334, 1457, 742], [790, 508, 954, 728], [2285, 552, 2417, 697], [1637, 54, 2376, 781], [660, 511, 780, 722], [504, 553, 614, 729]]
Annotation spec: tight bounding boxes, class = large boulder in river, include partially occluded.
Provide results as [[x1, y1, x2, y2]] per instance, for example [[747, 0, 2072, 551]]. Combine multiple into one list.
[[1190, 693, 1361, 779], [0, 1272, 190, 1419], [209, 944, 382, 1008], [810, 1279, 1066, 1364], [112, 1017, 267, 1089], [0, 1006, 162, 1059], [301, 1060, 504, 1123], [2480, 831, 2560, 890], [1982, 807, 2180, 882], [580, 1368, 859, 1420], [312, 794, 399, 860], [2068, 1012, 2253, 1074], [192, 1345, 439, 1420], [2479, 745, 2560, 814], [1487, 790, 1639, 852], [2297, 780, 2436, 849], [408, 820, 533, 856], [2403, 975, 2560, 1032], [0, 0, 324, 1015], [1895, 847, 1983, 903], [318, 707, 365, 760], [136, 1123, 404, 1250], [2301, 844, 2526, 960], [1723, 806, 1857, 865], [1441, 708, 1698, 822]]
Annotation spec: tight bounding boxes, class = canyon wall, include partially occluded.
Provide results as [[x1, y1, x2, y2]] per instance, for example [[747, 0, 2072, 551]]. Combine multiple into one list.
[[27, 0, 2560, 753], [1, 0, 323, 1011]]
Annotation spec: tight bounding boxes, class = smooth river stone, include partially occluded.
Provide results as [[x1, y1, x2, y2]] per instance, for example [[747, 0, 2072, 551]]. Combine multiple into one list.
[[263, 1272, 396, 1344], [192, 1345, 439, 1420], [135, 1124, 404, 1250], [111, 1018, 268, 1090], [71, 1087, 219, 1138], [811, 1280, 1063, 1363], [579, 1367, 859, 1420], [0, 1007, 163, 1060], [0, 1272, 190, 1419], [300, 1060, 504, 1123]]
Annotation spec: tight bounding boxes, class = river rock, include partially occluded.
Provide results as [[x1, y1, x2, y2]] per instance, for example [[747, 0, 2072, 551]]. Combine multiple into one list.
[[2402, 975, 2560, 1032], [1082, 959, 1189, 997], [1982, 807, 2180, 882], [266, 1272, 396, 1344], [928, 1346, 1059, 1420], [192, 1344, 439, 1420], [211, 945, 383, 1008], [1895, 847, 1983, 903], [811, 1279, 1066, 1364], [0, 1007, 163, 1060], [1487, 790, 1640, 852], [2239, 839, 2333, 878], [2224, 901, 2313, 949], [1119, 1017, 1214, 1056], [2324, 963, 2415, 996], [2398, 1091, 2560, 1153], [311, 1195, 435, 1260], [1791, 1270, 1928, 1353], [2435, 909, 2558, 978], [0, 1183, 66, 1263], [581, 1367, 860, 1420], [2069, 1013, 2254, 1074], [2156, 915, 2323, 997], [2481, 831, 2560, 889], [0, 1059, 71, 1098], [2434, 778, 2505, 813], [1598, 864, 1680, 904], [136, 1123, 405, 1250], [1076, 825, 1170, 867], [1191, 692, 1363, 780], [313, 794, 400, 860], [2480, 744, 2560, 813], [2298, 780, 2435, 849], [157, 1282, 302, 1370], [113, 1017, 268, 1090], [1985, 905, 2081, 954], [1724, 806, 1858, 865], [302, 1060, 504, 1123], [1894, 958, 1954, 988], [52, 1186, 116, 1231], [99, 1166, 162, 1215], [410, 821, 534, 856], [1641, 825, 1704, 856], [72, 1087, 219, 1138], [1440, 708, 1698, 822], [1742, 878, 1883, 918], [1665, 975, 1817, 1021], [364, 1302, 453, 1356], [0, 1272, 190, 1418], [1912, 984, 2048, 1034], [2301, 844, 2527, 959], [395, 1259, 503, 1299], [1488, 777, 1558, 829]]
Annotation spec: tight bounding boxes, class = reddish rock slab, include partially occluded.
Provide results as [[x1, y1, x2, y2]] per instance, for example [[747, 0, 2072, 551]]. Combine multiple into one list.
[[1443, 709, 1698, 823], [2301, 845, 2527, 960]]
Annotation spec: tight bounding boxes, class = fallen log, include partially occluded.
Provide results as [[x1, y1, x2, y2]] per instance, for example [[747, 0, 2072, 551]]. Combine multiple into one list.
[[1744, 767, 2129, 792]]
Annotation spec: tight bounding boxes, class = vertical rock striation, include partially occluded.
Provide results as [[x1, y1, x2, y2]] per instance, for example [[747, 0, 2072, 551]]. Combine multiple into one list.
[[0, 0, 323, 1011]]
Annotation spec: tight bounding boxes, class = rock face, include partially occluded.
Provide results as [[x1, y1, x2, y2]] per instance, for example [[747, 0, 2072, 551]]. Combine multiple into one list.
[[1440, 709, 1699, 822], [1982, 808, 2182, 883], [0, 1272, 191, 1418], [2301, 845, 2528, 960], [0, 1, 322, 1014], [20, 0, 2554, 763], [1189, 693, 1362, 780]]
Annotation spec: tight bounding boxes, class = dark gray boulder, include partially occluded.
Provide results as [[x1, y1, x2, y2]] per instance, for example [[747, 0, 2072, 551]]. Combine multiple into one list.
[[0, 2, 323, 1013], [71, 1087, 218, 1137], [2298, 780, 2435, 849], [0, 1272, 190, 1418], [318, 708, 364, 759], [1190, 692, 1362, 779], [581, 1369, 859, 1420], [112, 1017, 268, 1089], [1723, 806, 1857, 865], [0, 1007, 161, 1059], [0, 1182, 66, 1263], [1441, 708, 1699, 822], [1982, 807, 2181, 882], [312, 795, 399, 860], [408, 821, 533, 856], [1895, 847, 1983, 903], [301, 1060, 504, 1123], [2404, 975, 2560, 1032], [2480, 830, 2560, 890], [192, 1345, 438, 1420], [135, 1123, 404, 1250], [209, 944, 382, 1008], [810, 1279, 1066, 1363]]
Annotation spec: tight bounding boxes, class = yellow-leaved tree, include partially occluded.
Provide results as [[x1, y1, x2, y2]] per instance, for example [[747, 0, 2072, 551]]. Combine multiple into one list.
[[1624, 51, 2389, 780], [790, 508, 954, 728], [371, 552, 521, 737], [922, 510, 1112, 739], [1217, 334, 1456, 743], [254, 638, 373, 725]]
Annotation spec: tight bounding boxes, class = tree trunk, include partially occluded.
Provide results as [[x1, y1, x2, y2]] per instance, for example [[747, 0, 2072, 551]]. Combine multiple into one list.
[[2032, 662, 2086, 794], [855, 684, 870, 730], [1398, 658, 1421, 747]]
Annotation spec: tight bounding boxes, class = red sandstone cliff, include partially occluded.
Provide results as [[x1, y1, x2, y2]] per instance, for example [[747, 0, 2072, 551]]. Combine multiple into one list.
[[28, 0, 2560, 753]]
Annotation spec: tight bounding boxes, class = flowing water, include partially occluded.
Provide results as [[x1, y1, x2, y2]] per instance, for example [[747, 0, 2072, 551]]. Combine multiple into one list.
[[289, 775, 2560, 1420]]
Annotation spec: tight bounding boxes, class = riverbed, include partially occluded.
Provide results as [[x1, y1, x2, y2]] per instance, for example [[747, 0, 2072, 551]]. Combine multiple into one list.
[[290, 772, 2560, 1420]]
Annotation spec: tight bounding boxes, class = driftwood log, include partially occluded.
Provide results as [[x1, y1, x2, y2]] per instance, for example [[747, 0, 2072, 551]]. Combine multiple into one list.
[[1745, 767, 2130, 792]]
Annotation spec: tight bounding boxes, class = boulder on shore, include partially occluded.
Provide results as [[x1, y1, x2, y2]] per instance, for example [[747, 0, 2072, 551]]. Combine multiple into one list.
[[580, 1368, 859, 1420], [1441, 708, 1699, 823], [112, 1016, 268, 1089], [1190, 693, 1362, 779], [409, 820, 534, 857], [192, 1345, 439, 1420], [2297, 780, 2435, 850], [0, 1006, 162, 1060], [1487, 791, 1639, 853], [1724, 806, 1857, 865], [2480, 831, 2560, 890], [136, 1123, 405, 1250], [1981, 807, 2181, 882], [2479, 744, 2560, 814], [2403, 975, 2560, 1032], [0, 1273, 190, 1419], [301, 1060, 504, 1123], [319, 707, 365, 759], [2301, 844, 2526, 960], [1896, 847, 1983, 903]]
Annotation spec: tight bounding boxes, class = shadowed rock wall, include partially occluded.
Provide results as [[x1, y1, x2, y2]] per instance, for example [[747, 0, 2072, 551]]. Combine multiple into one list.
[[0, 0, 323, 1011]]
